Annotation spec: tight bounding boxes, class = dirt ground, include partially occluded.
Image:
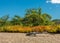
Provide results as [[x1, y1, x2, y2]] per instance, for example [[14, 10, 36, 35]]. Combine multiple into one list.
[[0, 33, 60, 43]]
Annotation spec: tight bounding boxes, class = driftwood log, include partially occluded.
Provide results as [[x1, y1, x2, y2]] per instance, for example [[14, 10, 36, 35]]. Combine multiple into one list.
[[26, 32, 36, 36]]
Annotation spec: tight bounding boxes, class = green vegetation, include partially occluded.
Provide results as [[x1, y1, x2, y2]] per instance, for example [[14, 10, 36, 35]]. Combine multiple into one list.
[[0, 8, 60, 33], [0, 8, 53, 26]]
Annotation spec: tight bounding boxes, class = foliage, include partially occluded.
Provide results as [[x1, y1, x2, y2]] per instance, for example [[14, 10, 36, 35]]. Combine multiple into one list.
[[0, 25, 60, 33], [0, 8, 60, 33], [0, 15, 9, 26], [22, 8, 52, 26]]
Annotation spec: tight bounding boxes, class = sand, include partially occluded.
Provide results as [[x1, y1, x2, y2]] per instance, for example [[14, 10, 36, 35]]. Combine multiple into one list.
[[0, 33, 60, 43]]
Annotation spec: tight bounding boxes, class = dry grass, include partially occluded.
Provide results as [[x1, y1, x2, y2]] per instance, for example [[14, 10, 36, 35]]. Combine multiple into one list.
[[0, 33, 60, 43]]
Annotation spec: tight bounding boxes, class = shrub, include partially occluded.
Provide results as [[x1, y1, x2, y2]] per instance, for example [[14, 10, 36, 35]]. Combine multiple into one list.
[[46, 25, 58, 33], [0, 25, 32, 33], [0, 25, 60, 33], [32, 26, 46, 32]]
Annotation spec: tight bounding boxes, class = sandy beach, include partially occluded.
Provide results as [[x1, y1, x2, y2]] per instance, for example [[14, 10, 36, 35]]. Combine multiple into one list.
[[0, 33, 60, 43]]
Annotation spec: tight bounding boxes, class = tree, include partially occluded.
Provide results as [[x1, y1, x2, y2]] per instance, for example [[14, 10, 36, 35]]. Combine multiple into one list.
[[11, 15, 23, 25], [42, 13, 52, 25], [22, 8, 52, 26], [0, 15, 9, 26]]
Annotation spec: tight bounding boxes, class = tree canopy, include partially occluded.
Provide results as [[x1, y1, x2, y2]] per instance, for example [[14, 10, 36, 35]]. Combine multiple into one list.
[[0, 8, 53, 26]]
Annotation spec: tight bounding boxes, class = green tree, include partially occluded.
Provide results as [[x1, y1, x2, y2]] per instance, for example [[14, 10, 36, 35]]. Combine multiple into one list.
[[22, 8, 52, 26], [0, 15, 9, 26], [11, 15, 23, 25]]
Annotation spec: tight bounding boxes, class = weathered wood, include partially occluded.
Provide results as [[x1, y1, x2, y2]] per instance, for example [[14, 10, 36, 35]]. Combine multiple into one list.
[[26, 32, 36, 36]]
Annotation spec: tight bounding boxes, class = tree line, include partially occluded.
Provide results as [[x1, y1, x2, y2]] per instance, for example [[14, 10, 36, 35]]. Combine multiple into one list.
[[0, 8, 54, 27]]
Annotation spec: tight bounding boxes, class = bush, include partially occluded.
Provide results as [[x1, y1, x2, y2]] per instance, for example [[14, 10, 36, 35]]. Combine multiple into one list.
[[0, 25, 32, 33], [46, 25, 58, 33], [0, 25, 60, 33]]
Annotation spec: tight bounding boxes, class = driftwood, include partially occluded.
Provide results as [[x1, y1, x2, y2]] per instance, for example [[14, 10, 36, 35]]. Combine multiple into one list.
[[26, 32, 36, 37]]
